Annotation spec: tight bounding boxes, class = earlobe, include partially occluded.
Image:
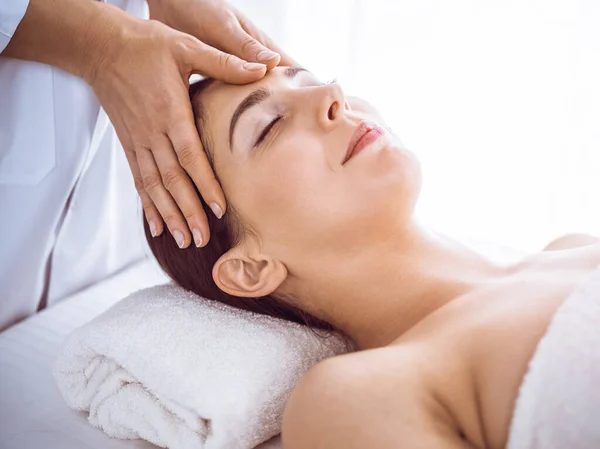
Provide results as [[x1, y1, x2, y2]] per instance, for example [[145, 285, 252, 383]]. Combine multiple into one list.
[[213, 247, 287, 298]]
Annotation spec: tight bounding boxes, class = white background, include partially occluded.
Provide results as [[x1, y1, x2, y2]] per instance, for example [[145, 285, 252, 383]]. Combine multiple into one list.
[[234, 0, 600, 251]]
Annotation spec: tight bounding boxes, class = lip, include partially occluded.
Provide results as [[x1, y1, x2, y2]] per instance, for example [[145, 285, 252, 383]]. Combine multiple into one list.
[[342, 122, 384, 165]]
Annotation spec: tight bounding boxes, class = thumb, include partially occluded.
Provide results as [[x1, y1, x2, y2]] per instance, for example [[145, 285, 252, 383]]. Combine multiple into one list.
[[224, 26, 281, 70], [185, 39, 267, 84]]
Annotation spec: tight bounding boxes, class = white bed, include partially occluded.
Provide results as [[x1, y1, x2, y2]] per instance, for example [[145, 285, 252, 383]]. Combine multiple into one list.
[[0, 258, 282, 449]]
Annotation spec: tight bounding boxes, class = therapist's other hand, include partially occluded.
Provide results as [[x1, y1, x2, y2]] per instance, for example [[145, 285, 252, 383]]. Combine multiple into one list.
[[147, 0, 298, 68], [90, 9, 271, 249]]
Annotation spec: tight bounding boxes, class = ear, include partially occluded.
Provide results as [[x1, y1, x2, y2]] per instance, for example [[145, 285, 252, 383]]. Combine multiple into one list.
[[212, 245, 288, 297]]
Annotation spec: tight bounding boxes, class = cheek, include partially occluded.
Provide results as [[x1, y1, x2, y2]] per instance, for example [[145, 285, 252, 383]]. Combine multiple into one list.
[[238, 161, 368, 251], [235, 137, 334, 228]]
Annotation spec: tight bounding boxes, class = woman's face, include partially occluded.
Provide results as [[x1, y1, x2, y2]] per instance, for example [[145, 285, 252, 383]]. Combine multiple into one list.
[[197, 67, 422, 266]]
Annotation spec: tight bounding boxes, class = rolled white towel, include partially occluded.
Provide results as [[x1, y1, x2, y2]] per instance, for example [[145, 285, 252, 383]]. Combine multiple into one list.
[[53, 283, 353, 449]]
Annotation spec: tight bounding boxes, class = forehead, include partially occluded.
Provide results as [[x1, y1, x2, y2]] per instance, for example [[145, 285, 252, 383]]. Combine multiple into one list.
[[202, 66, 306, 110]]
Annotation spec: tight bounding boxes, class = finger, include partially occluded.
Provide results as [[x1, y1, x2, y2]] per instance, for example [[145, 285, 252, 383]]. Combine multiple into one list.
[[112, 117, 165, 238], [271, 44, 301, 68], [124, 146, 165, 238], [168, 102, 226, 219], [237, 13, 301, 68], [220, 19, 281, 70], [152, 131, 213, 248], [136, 146, 191, 249], [182, 36, 267, 84]]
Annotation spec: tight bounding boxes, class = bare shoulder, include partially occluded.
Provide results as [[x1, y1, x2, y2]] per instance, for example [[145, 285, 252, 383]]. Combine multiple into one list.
[[281, 346, 474, 449]]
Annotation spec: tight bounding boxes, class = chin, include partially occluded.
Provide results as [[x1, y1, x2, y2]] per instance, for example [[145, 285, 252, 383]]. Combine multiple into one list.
[[367, 143, 422, 218], [372, 141, 420, 184]]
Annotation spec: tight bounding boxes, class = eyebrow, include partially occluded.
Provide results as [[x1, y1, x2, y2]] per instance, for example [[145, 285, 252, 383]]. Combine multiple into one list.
[[228, 67, 308, 150]]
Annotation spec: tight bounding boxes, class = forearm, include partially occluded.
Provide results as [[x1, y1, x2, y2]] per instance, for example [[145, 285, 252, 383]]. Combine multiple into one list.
[[1, 0, 125, 84]]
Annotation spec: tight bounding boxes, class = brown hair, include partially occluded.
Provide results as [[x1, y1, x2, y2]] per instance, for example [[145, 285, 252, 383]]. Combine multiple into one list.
[[143, 78, 339, 338]]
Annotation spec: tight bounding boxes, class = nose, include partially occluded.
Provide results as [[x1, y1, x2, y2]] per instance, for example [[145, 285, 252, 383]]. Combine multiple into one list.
[[317, 83, 347, 131]]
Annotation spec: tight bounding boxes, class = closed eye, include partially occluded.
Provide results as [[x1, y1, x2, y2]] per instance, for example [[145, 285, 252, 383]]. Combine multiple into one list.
[[254, 115, 283, 148], [252, 78, 335, 149]]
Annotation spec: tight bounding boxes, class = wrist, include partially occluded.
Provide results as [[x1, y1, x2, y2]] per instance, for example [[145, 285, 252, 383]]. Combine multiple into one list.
[[78, 1, 129, 85]]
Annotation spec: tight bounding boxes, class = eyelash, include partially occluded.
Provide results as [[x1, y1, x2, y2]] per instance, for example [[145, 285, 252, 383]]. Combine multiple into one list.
[[255, 115, 283, 148]]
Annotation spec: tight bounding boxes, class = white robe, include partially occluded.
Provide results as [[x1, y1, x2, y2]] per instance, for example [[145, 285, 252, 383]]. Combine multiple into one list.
[[0, 0, 148, 330]]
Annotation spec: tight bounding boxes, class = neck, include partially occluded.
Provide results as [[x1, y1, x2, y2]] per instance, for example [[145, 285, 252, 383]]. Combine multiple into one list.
[[289, 220, 510, 350]]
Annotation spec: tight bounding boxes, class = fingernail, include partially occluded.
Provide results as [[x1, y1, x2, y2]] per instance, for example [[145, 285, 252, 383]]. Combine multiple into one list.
[[210, 202, 223, 219], [173, 230, 185, 249], [244, 62, 266, 71], [256, 50, 278, 63], [149, 221, 158, 237], [192, 229, 203, 247]]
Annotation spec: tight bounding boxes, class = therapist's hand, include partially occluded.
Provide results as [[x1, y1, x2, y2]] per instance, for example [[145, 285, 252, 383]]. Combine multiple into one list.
[[90, 4, 285, 249], [2, 0, 296, 249], [147, 0, 298, 68]]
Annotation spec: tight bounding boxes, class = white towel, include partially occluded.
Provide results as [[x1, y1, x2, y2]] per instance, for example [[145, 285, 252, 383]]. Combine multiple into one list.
[[53, 283, 353, 449], [507, 264, 600, 449]]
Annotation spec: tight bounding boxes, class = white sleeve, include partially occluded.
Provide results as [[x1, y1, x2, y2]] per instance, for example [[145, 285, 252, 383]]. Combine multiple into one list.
[[0, 0, 30, 53]]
